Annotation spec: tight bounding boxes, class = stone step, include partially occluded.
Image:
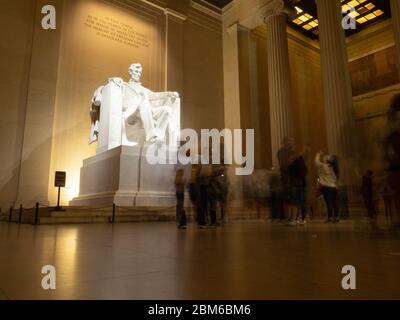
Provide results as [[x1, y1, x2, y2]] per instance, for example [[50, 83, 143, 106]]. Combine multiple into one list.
[[40, 212, 175, 224], [39, 216, 111, 224]]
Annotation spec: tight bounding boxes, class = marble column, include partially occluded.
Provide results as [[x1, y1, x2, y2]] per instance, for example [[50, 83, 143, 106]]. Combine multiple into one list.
[[260, 0, 294, 167], [316, 0, 357, 192], [223, 23, 243, 209], [390, 0, 400, 75]]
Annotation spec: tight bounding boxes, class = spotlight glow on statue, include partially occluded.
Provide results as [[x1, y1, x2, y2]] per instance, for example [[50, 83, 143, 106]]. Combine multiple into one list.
[[89, 63, 181, 153]]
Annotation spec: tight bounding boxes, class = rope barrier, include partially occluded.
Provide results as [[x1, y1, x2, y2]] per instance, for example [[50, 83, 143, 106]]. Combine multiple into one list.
[[18, 205, 23, 224], [34, 203, 39, 225], [111, 203, 116, 224]]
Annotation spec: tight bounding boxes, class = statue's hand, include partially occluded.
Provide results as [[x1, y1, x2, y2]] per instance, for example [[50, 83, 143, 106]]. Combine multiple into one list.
[[108, 77, 124, 87], [168, 91, 179, 99]]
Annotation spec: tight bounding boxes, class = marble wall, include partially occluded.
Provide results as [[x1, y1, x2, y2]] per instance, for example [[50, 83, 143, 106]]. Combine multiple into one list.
[[0, 0, 36, 209], [0, 0, 61, 209]]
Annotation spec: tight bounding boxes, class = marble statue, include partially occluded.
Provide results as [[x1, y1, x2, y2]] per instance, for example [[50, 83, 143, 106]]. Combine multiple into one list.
[[72, 63, 181, 207], [89, 63, 180, 153]]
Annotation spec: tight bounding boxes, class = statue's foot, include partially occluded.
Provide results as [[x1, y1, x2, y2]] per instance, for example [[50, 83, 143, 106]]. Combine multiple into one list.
[[155, 139, 165, 148], [148, 136, 165, 148]]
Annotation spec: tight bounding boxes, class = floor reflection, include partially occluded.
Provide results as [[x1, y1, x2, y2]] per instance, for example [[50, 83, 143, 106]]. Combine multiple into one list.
[[0, 221, 399, 300]]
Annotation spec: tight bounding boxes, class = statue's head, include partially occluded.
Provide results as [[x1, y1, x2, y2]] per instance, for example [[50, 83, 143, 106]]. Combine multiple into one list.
[[129, 63, 143, 83]]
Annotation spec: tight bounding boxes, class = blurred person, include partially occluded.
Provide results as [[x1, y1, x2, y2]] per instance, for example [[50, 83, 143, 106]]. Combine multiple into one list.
[[189, 165, 204, 228], [175, 169, 187, 229], [269, 167, 285, 221], [213, 165, 228, 224], [315, 152, 340, 223], [361, 170, 376, 219], [208, 165, 226, 227], [310, 179, 323, 219], [277, 137, 296, 217], [286, 148, 309, 226], [383, 94, 400, 225], [278, 137, 296, 182], [198, 163, 212, 228]]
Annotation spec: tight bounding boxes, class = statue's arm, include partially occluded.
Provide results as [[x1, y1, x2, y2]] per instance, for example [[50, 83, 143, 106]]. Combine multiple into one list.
[[92, 85, 104, 107], [89, 85, 105, 145], [146, 87, 179, 101]]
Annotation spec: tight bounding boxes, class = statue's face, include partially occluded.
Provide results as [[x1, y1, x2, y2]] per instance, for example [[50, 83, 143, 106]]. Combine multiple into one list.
[[129, 64, 142, 82]]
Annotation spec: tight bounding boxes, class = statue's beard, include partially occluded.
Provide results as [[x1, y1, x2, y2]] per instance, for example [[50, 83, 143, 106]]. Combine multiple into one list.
[[129, 74, 141, 83]]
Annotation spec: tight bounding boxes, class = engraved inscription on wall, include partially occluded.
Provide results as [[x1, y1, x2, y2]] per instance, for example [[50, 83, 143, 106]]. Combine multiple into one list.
[[84, 15, 150, 49]]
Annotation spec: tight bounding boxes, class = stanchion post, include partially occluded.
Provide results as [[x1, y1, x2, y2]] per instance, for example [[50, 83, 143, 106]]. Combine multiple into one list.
[[112, 203, 116, 224], [9, 206, 13, 223], [34, 203, 40, 225], [18, 205, 23, 224]]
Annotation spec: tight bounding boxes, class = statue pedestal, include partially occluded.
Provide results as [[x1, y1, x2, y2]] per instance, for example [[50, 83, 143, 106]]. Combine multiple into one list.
[[70, 146, 177, 208]]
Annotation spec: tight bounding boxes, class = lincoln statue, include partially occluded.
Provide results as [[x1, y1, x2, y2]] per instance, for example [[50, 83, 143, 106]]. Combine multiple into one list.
[[89, 63, 181, 151]]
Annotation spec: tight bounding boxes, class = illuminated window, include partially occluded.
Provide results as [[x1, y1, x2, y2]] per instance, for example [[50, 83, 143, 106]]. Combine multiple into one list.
[[289, 0, 389, 39]]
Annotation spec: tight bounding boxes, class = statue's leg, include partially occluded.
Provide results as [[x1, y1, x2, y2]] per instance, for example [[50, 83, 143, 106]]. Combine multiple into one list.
[[152, 106, 172, 142], [138, 99, 158, 141], [169, 101, 180, 146]]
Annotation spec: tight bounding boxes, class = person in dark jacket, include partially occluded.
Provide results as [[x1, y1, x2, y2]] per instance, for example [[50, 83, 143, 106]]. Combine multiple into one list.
[[208, 165, 228, 225], [269, 167, 285, 221], [277, 137, 296, 218], [198, 164, 212, 228], [287, 153, 308, 225]]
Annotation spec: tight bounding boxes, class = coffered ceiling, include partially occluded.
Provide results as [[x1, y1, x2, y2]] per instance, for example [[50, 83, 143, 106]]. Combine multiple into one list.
[[203, 0, 391, 39], [290, 0, 391, 39]]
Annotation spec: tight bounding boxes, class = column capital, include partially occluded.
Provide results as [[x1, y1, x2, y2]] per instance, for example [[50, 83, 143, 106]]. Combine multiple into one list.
[[256, 0, 296, 25]]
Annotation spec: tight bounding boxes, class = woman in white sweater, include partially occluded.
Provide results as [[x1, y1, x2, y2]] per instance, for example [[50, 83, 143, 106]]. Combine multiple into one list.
[[315, 152, 340, 223]]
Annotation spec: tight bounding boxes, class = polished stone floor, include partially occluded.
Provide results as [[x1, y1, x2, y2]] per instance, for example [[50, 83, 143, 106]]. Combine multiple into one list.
[[0, 220, 399, 300]]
